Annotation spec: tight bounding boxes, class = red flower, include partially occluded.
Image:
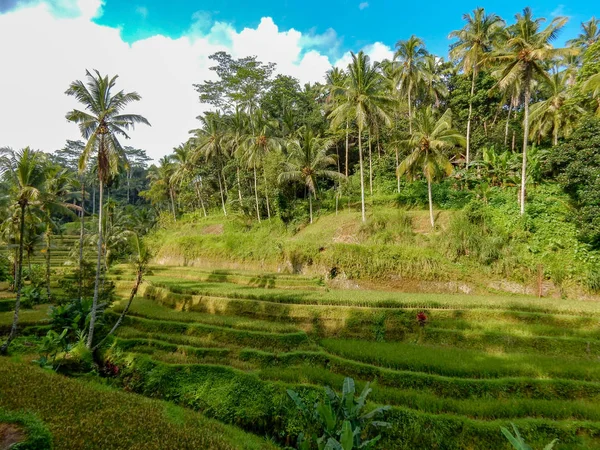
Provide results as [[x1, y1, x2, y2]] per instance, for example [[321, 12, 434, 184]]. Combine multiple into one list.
[[417, 312, 428, 327]]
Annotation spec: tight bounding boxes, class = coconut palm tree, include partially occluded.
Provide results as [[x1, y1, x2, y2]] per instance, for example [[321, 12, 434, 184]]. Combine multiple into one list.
[[419, 54, 450, 109], [279, 128, 344, 223], [567, 17, 600, 51], [242, 110, 282, 222], [329, 52, 392, 222], [489, 8, 571, 215], [326, 67, 351, 177], [398, 108, 465, 228], [449, 8, 505, 165], [148, 156, 177, 219], [529, 70, 584, 145], [191, 112, 229, 216], [65, 70, 149, 349], [393, 36, 428, 133], [583, 72, 600, 115], [0, 147, 46, 354]]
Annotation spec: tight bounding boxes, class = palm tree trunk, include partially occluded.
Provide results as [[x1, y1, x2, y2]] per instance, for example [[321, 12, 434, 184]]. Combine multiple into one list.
[[368, 131, 373, 195], [195, 183, 207, 217], [127, 169, 131, 204], [427, 177, 434, 228], [395, 147, 400, 193], [504, 101, 513, 146], [520, 84, 531, 216], [92, 187, 95, 215], [169, 186, 177, 221], [237, 166, 243, 204], [45, 228, 51, 303], [217, 172, 227, 216], [408, 87, 413, 135], [358, 128, 366, 223], [87, 178, 103, 349], [263, 168, 271, 219], [253, 165, 261, 223], [309, 194, 313, 224], [553, 124, 558, 147], [79, 180, 85, 301], [345, 119, 349, 177], [0, 203, 26, 354], [466, 70, 476, 165], [92, 267, 143, 352]]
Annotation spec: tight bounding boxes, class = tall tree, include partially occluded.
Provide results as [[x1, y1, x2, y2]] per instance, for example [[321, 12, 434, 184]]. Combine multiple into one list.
[[329, 52, 392, 222], [567, 17, 600, 51], [65, 69, 150, 349], [449, 8, 505, 165], [393, 36, 428, 134], [191, 113, 229, 216], [529, 70, 584, 145], [0, 148, 46, 354], [489, 8, 570, 215], [279, 128, 344, 223], [398, 108, 465, 227], [325, 67, 351, 177]]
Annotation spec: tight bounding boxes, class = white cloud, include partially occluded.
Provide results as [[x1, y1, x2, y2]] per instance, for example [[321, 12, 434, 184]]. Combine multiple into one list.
[[359, 2, 369, 10], [334, 41, 394, 68], [0, 0, 342, 160]]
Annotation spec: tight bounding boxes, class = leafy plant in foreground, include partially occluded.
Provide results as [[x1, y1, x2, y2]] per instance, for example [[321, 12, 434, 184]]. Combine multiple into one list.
[[287, 377, 390, 449], [501, 423, 558, 450]]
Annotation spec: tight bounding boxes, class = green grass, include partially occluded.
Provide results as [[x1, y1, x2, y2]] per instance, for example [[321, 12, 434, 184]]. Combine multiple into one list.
[[0, 358, 276, 450], [0, 407, 52, 449], [320, 338, 600, 381]]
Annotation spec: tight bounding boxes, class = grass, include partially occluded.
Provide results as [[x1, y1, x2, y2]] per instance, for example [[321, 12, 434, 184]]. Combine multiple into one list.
[[320, 338, 600, 381], [0, 358, 277, 450]]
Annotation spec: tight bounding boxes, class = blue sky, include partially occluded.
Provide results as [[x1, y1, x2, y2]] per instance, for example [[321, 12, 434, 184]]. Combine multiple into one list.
[[96, 0, 596, 57]]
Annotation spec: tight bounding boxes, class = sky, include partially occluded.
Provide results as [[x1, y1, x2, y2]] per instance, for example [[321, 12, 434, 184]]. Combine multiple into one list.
[[0, 0, 596, 161]]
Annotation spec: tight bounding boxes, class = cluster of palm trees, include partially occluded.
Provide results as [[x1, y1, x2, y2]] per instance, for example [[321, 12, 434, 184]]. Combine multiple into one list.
[[148, 9, 599, 227]]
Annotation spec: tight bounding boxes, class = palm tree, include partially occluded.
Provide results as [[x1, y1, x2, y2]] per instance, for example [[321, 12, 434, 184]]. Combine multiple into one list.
[[242, 111, 282, 222], [449, 8, 505, 164], [489, 8, 570, 215], [65, 69, 150, 349], [191, 113, 229, 216], [583, 72, 600, 115], [529, 70, 584, 145], [419, 54, 450, 109], [567, 17, 600, 51], [398, 108, 465, 228], [393, 36, 428, 134], [0, 148, 46, 354], [171, 142, 206, 216], [329, 52, 392, 222], [279, 128, 344, 223], [325, 67, 350, 177], [224, 108, 250, 206], [147, 156, 177, 219]]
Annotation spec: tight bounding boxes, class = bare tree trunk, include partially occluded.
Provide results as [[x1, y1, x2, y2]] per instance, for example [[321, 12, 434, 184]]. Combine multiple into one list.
[[465, 70, 476, 165], [345, 119, 349, 177], [263, 168, 271, 219], [45, 227, 51, 303], [0, 204, 26, 354], [427, 177, 434, 228], [92, 267, 143, 352], [195, 183, 207, 217], [520, 84, 531, 216], [309, 194, 313, 224], [92, 187, 95, 215], [408, 88, 413, 134], [358, 128, 366, 223], [395, 147, 400, 193], [79, 180, 85, 301], [87, 177, 103, 349], [368, 131, 373, 195], [504, 101, 513, 146], [236, 166, 243, 204], [253, 165, 261, 223], [169, 186, 177, 221], [217, 172, 227, 216]]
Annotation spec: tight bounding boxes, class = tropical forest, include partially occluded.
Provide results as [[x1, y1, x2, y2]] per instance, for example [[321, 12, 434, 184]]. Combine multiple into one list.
[[3, 5, 600, 450]]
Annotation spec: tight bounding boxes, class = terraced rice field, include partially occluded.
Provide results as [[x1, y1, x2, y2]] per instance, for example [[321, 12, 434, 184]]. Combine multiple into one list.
[[106, 265, 600, 449]]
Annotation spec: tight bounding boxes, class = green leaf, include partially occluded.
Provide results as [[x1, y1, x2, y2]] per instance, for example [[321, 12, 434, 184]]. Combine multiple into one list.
[[340, 421, 354, 450]]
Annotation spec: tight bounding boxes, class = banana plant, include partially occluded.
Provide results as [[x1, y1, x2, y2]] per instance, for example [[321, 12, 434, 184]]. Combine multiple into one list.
[[501, 423, 558, 450], [287, 377, 390, 450]]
